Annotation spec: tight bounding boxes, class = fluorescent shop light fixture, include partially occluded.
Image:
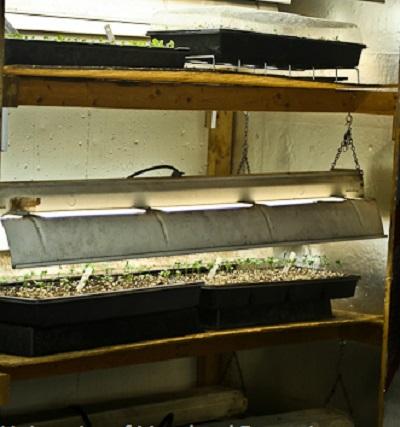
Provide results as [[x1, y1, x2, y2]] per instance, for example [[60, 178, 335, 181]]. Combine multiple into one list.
[[2, 199, 384, 269], [0, 170, 384, 268]]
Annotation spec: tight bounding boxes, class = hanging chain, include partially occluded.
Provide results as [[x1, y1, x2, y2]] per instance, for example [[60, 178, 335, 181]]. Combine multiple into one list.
[[237, 112, 251, 174], [331, 113, 363, 176], [219, 352, 247, 395], [324, 340, 354, 417]]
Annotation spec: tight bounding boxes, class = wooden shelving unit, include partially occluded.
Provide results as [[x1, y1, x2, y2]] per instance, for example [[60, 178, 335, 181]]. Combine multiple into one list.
[[0, 3, 398, 424]]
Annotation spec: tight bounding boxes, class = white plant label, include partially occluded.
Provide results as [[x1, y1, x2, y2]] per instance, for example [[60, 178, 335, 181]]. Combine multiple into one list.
[[283, 251, 297, 273], [77, 266, 94, 292], [208, 257, 222, 279]]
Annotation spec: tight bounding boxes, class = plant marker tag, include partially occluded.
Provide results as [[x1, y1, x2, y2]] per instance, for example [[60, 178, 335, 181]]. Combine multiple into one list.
[[1, 108, 9, 152], [283, 252, 297, 273], [211, 111, 217, 129], [77, 266, 94, 292], [208, 257, 222, 279], [104, 24, 115, 43]]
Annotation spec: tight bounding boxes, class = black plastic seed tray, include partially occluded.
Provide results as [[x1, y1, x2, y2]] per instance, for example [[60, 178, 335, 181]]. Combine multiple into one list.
[[200, 275, 359, 329], [148, 29, 366, 70], [0, 282, 201, 327], [0, 307, 199, 356], [5, 39, 189, 68]]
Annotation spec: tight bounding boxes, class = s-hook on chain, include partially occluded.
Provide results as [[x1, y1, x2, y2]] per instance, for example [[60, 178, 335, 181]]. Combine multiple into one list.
[[237, 112, 251, 175], [330, 113, 363, 176]]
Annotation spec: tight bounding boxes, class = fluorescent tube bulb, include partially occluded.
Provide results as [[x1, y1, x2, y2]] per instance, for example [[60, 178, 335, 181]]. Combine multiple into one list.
[[154, 203, 253, 213], [258, 197, 345, 207], [34, 208, 146, 218]]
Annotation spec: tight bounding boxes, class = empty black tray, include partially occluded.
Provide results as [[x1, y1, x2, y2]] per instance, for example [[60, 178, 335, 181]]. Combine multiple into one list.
[[0, 307, 199, 356], [5, 39, 189, 69], [0, 282, 201, 327], [200, 275, 359, 329], [148, 29, 365, 70]]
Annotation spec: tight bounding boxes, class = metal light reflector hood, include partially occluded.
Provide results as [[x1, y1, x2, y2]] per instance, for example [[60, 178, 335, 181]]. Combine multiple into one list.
[[3, 199, 384, 268]]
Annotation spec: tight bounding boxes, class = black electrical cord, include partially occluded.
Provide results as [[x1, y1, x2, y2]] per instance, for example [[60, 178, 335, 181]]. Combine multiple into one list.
[[127, 165, 185, 179], [158, 412, 174, 427], [70, 405, 92, 427]]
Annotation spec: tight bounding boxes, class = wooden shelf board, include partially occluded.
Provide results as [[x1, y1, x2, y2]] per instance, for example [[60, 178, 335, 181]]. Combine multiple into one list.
[[2, 67, 397, 114], [0, 310, 383, 381], [3, 66, 398, 90]]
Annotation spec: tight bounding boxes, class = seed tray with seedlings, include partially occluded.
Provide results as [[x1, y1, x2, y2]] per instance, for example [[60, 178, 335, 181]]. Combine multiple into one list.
[[203, 265, 345, 286], [5, 35, 189, 69], [0, 269, 202, 327], [0, 268, 202, 356], [0, 271, 199, 300], [149, 29, 366, 70], [198, 257, 359, 329]]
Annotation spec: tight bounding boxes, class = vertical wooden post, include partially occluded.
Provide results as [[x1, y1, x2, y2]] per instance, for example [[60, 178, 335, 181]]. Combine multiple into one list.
[[0, 0, 5, 160], [379, 64, 400, 425], [207, 111, 234, 176], [0, 7, 9, 406], [197, 355, 224, 387], [0, 373, 10, 405], [197, 111, 235, 387], [0, 0, 4, 88]]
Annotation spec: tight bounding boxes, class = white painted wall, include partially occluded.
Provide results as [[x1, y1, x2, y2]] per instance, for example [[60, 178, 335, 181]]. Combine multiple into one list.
[[0, 0, 398, 425]]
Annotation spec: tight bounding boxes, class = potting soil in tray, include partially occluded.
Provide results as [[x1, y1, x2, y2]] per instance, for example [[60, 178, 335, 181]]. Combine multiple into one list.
[[148, 29, 366, 70], [5, 38, 189, 69], [199, 267, 359, 329]]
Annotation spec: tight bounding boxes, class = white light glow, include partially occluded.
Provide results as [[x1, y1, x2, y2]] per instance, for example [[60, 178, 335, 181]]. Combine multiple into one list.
[[34, 208, 146, 218], [154, 203, 253, 213], [0, 222, 9, 251], [258, 197, 345, 207]]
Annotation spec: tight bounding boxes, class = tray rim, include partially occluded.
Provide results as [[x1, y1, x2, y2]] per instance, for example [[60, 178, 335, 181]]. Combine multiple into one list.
[[201, 274, 360, 291], [5, 38, 189, 53], [0, 281, 202, 304]]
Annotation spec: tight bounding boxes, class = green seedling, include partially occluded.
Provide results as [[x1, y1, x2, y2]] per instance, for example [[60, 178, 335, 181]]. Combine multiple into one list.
[[266, 257, 275, 268], [222, 260, 234, 273], [192, 260, 204, 274], [319, 255, 330, 269], [159, 269, 172, 280], [150, 38, 175, 49], [335, 259, 343, 269]]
